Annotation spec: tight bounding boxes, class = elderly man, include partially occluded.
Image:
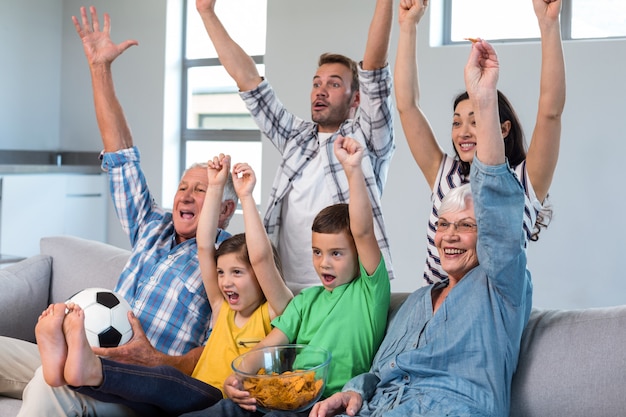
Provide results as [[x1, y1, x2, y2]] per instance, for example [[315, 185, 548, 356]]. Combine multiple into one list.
[[0, 6, 237, 417]]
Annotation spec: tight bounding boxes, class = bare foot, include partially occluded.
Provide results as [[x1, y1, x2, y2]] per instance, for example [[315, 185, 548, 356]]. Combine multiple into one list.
[[63, 304, 104, 387], [35, 303, 69, 387]]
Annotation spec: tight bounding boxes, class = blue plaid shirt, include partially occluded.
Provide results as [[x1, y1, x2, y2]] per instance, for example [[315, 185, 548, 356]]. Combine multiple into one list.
[[240, 63, 395, 280], [101, 147, 229, 355]]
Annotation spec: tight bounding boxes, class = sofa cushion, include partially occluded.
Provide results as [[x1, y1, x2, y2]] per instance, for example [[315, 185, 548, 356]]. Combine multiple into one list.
[[510, 306, 626, 417], [0, 255, 52, 343], [41, 236, 130, 303]]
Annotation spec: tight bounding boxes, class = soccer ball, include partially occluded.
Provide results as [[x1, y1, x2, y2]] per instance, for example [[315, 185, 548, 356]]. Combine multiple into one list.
[[67, 288, 133, 348]]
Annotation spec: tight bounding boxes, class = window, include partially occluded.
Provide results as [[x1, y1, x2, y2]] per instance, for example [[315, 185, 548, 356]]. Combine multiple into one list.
[[445, 0, 626, 44], [181, 0, 266, 201]]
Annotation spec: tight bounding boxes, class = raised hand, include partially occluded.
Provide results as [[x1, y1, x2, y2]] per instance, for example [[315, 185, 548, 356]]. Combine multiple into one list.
[[334, 135, 365, 172], [533, 0, 562, 25], [398, 0, 428, 27], [72, 6, 138, 67], [196, 0, 218, 14], [206, 153, 231, 188], [232, 163, 256, 199], [464, 39, 499, 101]]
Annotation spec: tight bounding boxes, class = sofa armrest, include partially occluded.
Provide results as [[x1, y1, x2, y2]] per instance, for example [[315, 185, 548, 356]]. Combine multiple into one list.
[[0, 255, 52, 343]]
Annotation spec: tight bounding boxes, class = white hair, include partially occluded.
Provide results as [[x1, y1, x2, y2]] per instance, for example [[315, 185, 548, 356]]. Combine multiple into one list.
[[439, 183, 473, 216]]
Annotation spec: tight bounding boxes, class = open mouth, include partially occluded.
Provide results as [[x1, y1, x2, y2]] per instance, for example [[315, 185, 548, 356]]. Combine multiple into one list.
[[225, 291, 240, 304], [313, 100, 328, 111], [180, 210, 195, 220], [321, 274, 336, 284]]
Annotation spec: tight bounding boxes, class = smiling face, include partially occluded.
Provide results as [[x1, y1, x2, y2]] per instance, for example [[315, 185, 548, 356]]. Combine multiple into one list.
[[310, 62, 359, 133], [434, 200, 479, 282], [451, 99, 478, 163], [311, 231, 359, 291], [216, 252, 264, 318], [172, 167, 209, 244]]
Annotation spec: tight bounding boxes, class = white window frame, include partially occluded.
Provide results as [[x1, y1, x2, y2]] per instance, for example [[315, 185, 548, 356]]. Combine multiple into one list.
[[179, 0, 264, 178]]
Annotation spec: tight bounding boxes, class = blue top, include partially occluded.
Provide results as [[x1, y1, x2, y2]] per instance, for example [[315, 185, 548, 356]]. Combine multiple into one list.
[[101, 146, 230, 356], [342, 157, 532, 417]]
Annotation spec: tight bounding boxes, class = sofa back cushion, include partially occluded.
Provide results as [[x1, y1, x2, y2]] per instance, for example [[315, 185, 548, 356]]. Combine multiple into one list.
[[41, 236, 131, 303], [510, 306, 626, 417]]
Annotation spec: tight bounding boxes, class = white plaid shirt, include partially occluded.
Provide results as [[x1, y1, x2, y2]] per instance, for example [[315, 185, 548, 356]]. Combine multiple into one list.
[[240, 64, 395, 280]]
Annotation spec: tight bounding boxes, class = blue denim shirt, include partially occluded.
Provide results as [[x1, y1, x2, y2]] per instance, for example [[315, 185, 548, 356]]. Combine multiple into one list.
[[342, 157, 532, 417]]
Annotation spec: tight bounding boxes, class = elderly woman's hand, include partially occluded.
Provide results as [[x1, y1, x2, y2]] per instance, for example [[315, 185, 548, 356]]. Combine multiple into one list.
[[309, 391, 363, 417]]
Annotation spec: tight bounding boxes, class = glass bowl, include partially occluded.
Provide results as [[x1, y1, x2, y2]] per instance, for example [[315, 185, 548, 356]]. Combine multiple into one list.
[[231, 344, 331, 413]]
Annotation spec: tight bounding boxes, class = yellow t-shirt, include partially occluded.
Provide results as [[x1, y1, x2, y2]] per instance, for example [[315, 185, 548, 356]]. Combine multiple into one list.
[[191, 300, 271, 396]]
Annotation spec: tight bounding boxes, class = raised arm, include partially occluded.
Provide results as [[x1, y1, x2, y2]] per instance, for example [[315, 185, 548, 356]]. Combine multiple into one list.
[[465, 40, 504, 166], [334, 136, 381, 274], [362, 0, 393, 70], [196, 0, 263, 92], [231, 163, 293, 319], [72, 6, 138, 152], [394, 0, 443, 188], [525, 0, 566, 202], [198, 154, 232, 321]]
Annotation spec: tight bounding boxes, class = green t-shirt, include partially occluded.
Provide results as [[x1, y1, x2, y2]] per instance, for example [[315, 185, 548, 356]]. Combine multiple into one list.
[[271, 257, 390, 397]]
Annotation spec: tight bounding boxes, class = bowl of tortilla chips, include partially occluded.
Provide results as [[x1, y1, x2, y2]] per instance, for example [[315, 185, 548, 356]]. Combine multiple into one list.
[[232, 344, 331, 413]]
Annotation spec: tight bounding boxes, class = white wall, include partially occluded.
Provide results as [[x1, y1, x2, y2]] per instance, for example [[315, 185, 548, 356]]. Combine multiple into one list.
[[59, 0, 169, 249], [0, 0, 63, 150], [3, 1, 626, 309]]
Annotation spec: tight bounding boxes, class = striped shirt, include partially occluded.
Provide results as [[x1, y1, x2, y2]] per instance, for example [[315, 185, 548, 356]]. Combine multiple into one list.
[[240, 64, 395, 283], [424, 154, 541, 284], [101, 147, 230, 355]]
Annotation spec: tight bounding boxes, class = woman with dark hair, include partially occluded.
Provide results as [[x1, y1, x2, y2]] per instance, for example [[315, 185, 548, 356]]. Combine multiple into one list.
[[395, 0, 565, 284]]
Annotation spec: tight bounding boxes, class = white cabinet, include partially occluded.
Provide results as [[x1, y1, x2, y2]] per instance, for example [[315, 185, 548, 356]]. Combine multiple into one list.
[[0, 173, 107, 257]]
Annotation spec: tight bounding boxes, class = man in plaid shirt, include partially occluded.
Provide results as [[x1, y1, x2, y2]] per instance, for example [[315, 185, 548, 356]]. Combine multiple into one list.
[[11, 6, 237, 417], [197, 0, 396, 293]]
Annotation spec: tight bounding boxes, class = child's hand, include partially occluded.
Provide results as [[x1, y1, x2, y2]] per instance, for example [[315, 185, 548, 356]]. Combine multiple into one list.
[[206, 154, 231, 187], [334, 135, 364, 171], [224, 373, 258, 412], [232, 162, 256, 198]]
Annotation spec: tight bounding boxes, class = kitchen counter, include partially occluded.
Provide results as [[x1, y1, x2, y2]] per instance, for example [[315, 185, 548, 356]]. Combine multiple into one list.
[[0, 164, 102, 174], [0, 150, 101, 174]]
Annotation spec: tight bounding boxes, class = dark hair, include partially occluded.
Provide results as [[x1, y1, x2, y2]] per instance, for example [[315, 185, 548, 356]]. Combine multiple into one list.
[[318, 53, 360, 93], [312, 204, 351, 236], [453, 90, 552, 240], [215, 233, 284, 280], [453, 90, 526, 177]]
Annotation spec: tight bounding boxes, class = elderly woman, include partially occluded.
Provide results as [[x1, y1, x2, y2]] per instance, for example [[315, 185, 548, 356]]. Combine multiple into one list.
[[310, 38, 532, 417]]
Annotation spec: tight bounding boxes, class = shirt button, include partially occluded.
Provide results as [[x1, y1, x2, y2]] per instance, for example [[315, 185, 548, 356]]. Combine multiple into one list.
[[134, 300, 141, 307], [390, 362, 395, 368], [403, 375, 409, 381], [150, 276, 156, 282]]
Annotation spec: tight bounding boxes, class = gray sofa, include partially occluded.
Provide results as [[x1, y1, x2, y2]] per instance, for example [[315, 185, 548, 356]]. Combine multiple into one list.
[[1, 236, 625, 416]]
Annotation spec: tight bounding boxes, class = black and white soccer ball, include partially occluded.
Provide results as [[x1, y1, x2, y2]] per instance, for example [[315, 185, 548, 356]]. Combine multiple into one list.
[[67, 287, 133, 348]]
